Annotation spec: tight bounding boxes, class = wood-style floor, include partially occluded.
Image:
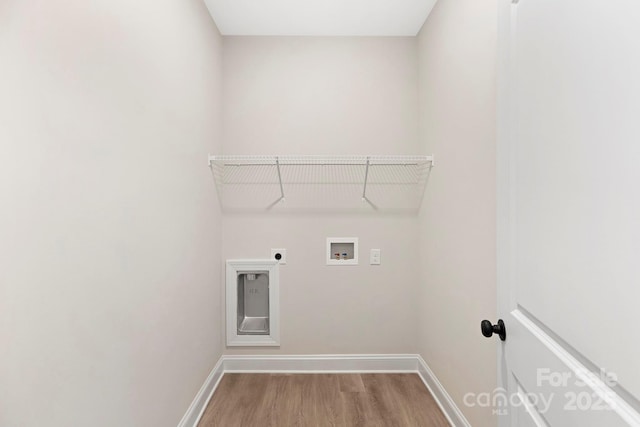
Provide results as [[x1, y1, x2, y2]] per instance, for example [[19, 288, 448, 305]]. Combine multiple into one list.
[[198, 374, 450, 427]]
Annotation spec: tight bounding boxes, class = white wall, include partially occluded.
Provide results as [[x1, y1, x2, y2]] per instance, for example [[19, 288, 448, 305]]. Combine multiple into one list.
[[417, 1, 498, 426], [222, 37, 422, 354], [222, 37, 419, 155], [0, 1, 223, 426]]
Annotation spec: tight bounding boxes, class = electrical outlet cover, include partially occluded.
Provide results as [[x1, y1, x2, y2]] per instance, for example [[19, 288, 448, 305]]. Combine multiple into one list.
[[271, 248, 287, 264], [370, 249, 381, 265]]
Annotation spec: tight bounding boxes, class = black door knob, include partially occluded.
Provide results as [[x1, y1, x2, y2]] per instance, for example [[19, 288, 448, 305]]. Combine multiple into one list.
[[481, 319, 506, 341]]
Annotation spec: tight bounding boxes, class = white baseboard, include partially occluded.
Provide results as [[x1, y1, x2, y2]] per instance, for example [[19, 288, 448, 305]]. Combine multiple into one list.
[[177, 357, 225, 427], [222, 354, 419, 373], [178, 354, 470, 427], [417, 355, 472, 427]]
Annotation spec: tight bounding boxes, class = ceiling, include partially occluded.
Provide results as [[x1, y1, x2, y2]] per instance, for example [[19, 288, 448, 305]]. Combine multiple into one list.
[[203, 0, 438, 36]]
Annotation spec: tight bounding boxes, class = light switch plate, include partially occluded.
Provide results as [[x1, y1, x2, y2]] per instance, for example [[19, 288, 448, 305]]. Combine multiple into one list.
[[271, 248, 287, 264], [370, 249, 381, 265]]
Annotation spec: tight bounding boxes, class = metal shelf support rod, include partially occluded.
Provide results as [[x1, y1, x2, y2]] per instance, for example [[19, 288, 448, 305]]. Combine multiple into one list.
[[361, 157, 371, 201], [275, 157, 285, 202]]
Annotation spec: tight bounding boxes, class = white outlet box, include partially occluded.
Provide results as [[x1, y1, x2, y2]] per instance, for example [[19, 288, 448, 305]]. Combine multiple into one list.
[[271, 248, 287, 264], [370, 249, 381, 265]]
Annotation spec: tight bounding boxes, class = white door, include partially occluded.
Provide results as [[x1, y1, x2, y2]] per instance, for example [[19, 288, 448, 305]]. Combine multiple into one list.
[[496, 0, 640, 425]]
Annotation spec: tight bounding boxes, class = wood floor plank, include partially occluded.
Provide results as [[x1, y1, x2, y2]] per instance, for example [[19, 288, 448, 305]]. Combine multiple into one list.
[[360, 374, 404, 427], [338, 374, 366, 393], [340, 388, 375, 427], [198, 373, 450, 427], [308, 374, 342, 427], [199, 374, 270, 427], [261, 374, 301, 427]]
